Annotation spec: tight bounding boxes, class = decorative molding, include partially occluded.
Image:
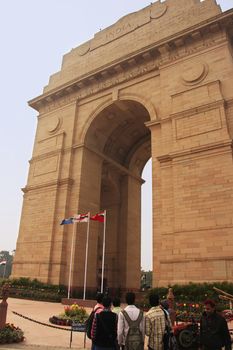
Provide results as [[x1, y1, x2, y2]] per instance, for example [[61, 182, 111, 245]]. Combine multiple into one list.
[[48, 116, 62, 134], [28, 11, 233, 114], [157, 139, 232, 163], [75, 41, 91, 56], [146, 99, 227, 130], [171, 80, 224, 116], [33, 154, 59, 177], [162, 224, 233, 236], [145, 118, 165, 128], [226, 98, 233, 108], [170, 97, 225, 120], [161, 255, 233, 264], [22, 177, 74, 193], [37, 131, 64, 144], [112, 89, 119, 101], [175, 108, 222, 140], [150, 2, 167, 19], [29, 145, 65, 163], [181, 62, 208, 85], [38, 136, 58, 150]]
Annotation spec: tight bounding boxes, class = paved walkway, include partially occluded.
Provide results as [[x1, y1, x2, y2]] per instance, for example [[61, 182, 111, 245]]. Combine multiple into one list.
[[4, 298, 233, 350], [4, 298, 92, 349]]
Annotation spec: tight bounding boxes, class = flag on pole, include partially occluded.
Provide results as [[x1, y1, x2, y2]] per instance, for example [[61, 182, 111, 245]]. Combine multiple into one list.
[[60, 217, 74, 225], [73, 213, 89, 223], [90, 211, 105, 223], [60, 213, 89, 225], [0, 260, 6, 265]]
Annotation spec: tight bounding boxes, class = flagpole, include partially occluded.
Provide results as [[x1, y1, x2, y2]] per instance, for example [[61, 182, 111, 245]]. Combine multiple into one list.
[[101, 210, 107, 293], [83, 212, 90, 300], [68, 221, 76, 299], [3, 263, 7, 279]]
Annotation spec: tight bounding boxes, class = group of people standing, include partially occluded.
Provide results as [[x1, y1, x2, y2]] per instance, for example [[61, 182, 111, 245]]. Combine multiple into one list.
[[89, 292, 232, 350], [89, 292, 173, 350]]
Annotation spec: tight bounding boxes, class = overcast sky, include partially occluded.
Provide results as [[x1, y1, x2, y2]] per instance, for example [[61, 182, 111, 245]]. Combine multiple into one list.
[[0, 0, 231, 271]]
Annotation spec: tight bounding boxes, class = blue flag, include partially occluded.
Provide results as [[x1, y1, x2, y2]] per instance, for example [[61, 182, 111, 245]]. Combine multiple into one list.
[[60, 217, 73, 225]]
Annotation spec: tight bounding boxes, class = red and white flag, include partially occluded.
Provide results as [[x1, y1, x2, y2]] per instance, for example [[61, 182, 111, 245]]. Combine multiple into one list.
[[0, 260, 6, 265], [73, 213, 89, 223], [90, 211, 105, 223]]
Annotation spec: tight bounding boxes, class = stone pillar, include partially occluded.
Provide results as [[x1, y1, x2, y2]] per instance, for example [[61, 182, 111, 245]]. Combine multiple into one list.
[[71, 146, 103, 292], [118, 174, 142, 291], [100, 167, 121, 291], [0, 283, 10, 329]]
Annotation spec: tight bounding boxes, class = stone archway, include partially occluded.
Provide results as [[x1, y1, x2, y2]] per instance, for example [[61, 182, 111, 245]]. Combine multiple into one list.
[[79, 99, 151, 292], [12, 0, 233, 290]]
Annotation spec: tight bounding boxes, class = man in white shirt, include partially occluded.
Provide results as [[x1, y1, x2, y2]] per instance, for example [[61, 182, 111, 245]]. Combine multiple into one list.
[[117, 292, 144, 349]]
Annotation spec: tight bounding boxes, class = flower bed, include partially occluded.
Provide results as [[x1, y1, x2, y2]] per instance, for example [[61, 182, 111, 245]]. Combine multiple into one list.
[[49, 315, 71, 326], [0, 323, 24, 344], [49, 303, 89, 326], [176, 302, 202, 322], [175, 302, 233, 323]]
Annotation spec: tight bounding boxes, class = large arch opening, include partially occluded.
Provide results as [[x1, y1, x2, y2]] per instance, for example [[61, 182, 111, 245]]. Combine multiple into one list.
[[84, 99, 152, 292]]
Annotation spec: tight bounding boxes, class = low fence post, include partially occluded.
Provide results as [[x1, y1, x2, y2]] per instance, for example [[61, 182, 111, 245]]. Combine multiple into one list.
[[0, 283, 10, 329], [167, 287, 176, 325]]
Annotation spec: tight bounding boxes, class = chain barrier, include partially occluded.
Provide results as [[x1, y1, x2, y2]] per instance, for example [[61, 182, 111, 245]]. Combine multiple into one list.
[[12, 310, 71, 331]]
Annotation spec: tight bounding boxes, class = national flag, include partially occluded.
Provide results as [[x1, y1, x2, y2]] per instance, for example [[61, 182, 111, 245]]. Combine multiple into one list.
[[73, 213, 89, 223], [60, 217, 73, 225], [90, 211, 105, 223], [0, 260, 6, 265]]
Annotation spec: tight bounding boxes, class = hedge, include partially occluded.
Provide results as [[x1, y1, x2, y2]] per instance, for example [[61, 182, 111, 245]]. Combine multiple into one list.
[[144, 281, 233, 310], [1, 279, 233, 305], [0, 278, 67, 302]]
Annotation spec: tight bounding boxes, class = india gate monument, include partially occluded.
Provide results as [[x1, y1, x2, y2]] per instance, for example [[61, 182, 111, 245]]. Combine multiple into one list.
[[12, 0, 233, 294]]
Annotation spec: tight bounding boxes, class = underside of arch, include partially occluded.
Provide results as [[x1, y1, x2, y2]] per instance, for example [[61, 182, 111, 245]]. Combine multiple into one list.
[[82, 99, 151, 291]]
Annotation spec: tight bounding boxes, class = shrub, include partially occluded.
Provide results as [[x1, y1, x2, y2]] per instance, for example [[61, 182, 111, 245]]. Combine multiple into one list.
[[0, 278, 67, 302], [0, 323, 24, 344], [61, 303, 89, 323], [50, 303, 89, 326], [146, 282, 233, 305], [144, 282, 233, 322]]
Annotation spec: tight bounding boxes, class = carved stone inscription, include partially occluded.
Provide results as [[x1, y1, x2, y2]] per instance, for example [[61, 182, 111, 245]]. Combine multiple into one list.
[[92, 6, 152, 50]]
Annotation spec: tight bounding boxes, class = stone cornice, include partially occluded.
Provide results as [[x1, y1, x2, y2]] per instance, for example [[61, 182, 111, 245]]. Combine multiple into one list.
[[28, 9, 233, 113], [146, 96, 226, 128], [226, 97, 233, 107], [29, 148, 63, 164], [22, 177, 74, 193], [161, 254, 233, 264], [157, 139, 232, 164], [170, 97, 225, 120]]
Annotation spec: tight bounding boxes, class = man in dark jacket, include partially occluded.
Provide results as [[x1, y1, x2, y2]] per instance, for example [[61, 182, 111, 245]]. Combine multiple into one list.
[[200, 299, 231, 350], [92, 296, 117, 350]]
